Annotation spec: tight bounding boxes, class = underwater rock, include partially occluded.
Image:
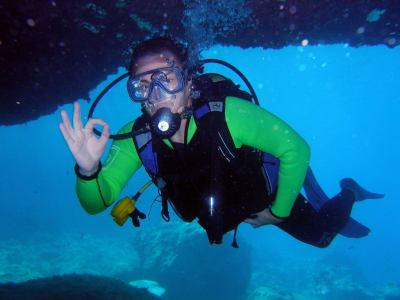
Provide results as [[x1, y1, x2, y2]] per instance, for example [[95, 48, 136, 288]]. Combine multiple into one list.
[[1, 1, 399, 126], [130, 222, 251, 300], [0, 273, 159, 300]]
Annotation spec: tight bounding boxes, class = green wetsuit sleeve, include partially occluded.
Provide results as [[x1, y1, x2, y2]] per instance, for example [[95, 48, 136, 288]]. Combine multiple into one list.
[[76, 121, 142, 215], [225, 97, 311, 218]]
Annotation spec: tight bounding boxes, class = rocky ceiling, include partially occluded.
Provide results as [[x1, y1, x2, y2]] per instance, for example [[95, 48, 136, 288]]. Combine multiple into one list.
[[1, 0, 399, 125]]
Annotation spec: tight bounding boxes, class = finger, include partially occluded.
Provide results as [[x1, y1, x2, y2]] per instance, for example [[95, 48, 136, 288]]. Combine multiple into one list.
[[85, 118, 108, 133], [244, 218, 255, 225], [98, 123, 110, 146], [73, 102, 83, 130], [61, 108, 80, 142], [59, 122, 75, 148], [244, 219, 258, 228], [60, 109, 73, 131], [243, 213, 258, 223]]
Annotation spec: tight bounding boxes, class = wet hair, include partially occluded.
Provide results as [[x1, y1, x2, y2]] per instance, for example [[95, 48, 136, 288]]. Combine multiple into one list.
[[129, 36, 190, 75]]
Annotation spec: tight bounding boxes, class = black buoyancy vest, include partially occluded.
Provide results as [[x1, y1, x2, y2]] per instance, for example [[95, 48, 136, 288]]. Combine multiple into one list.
[[132, 99, 279, 245], [131, 74, 280, 245]]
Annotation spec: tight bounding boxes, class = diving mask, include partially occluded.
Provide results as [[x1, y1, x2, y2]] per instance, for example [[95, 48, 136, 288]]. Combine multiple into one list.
[[127, 67, 185, 103]]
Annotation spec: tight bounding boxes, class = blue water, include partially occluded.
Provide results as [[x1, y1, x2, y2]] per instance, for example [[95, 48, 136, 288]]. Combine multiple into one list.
[[1, 44, 399, 297]]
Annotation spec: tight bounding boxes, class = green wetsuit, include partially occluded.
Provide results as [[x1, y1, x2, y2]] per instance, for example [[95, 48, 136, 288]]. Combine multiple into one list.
[[76, 97, 311, 218]]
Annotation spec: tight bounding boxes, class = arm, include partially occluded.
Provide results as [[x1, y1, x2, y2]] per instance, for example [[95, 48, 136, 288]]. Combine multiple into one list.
[[225, 97, 311, 218], [76, 121, 142, 214]]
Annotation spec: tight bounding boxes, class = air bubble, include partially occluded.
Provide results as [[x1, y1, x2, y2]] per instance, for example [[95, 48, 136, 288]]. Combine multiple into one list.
[[356, 27, 365, 34], [26, 19, 36, 27]]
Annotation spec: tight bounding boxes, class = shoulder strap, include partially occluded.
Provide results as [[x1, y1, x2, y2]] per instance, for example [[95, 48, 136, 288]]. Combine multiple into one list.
[[132, 116, 158, 177], [192, 97, 240, 164], [193, 99, 225, 121], [132, 116, 173, 222]]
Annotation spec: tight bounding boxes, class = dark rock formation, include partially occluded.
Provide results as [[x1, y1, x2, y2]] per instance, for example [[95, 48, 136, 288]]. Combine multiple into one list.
[[0, 273, 159, 300], [1, 0, 399, 125]]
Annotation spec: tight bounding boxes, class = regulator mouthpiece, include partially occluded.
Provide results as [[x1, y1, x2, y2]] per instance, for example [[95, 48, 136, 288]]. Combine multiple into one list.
[[150, 107, 181, 138]]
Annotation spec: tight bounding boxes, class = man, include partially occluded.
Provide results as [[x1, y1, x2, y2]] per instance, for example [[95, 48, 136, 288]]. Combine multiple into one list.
[[60, 36, 383, 247]]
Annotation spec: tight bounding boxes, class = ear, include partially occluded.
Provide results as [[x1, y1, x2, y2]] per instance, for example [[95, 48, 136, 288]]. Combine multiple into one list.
[[185, 79, 193, 96]]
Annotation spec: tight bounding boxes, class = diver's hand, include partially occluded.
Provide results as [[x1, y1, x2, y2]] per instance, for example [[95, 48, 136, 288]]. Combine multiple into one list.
[[59, 102, 110, 174], [244, 208, 283, 228]]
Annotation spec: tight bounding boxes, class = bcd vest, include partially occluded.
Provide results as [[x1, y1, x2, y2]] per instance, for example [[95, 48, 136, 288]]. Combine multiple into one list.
[[131, 96, 280, 246]]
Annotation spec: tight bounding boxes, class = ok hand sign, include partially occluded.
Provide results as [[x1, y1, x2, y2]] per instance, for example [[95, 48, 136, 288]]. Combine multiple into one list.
[[59, 102, 110, 175]]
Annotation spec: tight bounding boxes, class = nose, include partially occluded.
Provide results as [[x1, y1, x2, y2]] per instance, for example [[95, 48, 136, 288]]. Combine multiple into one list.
[[150, 85, 165, 102], [154, 86, 161, 99]]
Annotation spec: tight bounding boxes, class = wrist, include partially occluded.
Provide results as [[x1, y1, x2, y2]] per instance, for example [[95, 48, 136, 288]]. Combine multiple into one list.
[[75, 162, 102, 180], [79, 164, 98, 176]]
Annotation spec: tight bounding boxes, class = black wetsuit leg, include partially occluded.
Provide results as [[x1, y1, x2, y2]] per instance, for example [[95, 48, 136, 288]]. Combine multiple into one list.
[[276, 189, 355, 248]]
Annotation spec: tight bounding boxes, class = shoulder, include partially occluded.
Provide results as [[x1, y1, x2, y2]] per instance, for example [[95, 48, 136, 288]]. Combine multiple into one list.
[[112, 119, 137, 149], [117, 120, 136, 135], [225, 96, 260, 111], [224, 96, 263, 121]]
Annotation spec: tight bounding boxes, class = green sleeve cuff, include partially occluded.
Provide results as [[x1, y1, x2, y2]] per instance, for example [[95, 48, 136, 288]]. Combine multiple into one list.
[[269, 207, 288, 220], [74, 162, 102, 181]]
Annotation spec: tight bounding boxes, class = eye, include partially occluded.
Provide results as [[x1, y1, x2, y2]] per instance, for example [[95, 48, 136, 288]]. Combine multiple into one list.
[[140, 83, 149, 90], [153, 72, 166, 81], [136, 81, 149, 92]]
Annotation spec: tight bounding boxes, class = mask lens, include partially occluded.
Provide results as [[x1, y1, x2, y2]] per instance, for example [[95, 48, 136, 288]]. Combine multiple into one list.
[[151, 70, 179, 91], [131, 79, 150, 100], [128, 67, 185, 103]]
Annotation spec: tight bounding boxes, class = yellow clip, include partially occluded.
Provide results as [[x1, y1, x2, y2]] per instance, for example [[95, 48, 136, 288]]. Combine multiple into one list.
[[110, 196, 136, 226]]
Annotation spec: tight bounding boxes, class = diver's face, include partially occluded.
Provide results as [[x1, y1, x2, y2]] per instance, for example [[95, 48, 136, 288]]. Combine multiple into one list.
[[133, 51, 192, 116]]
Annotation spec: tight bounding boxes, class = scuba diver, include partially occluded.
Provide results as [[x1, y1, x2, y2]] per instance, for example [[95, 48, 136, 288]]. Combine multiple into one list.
[[59, 36, 384, 248]]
